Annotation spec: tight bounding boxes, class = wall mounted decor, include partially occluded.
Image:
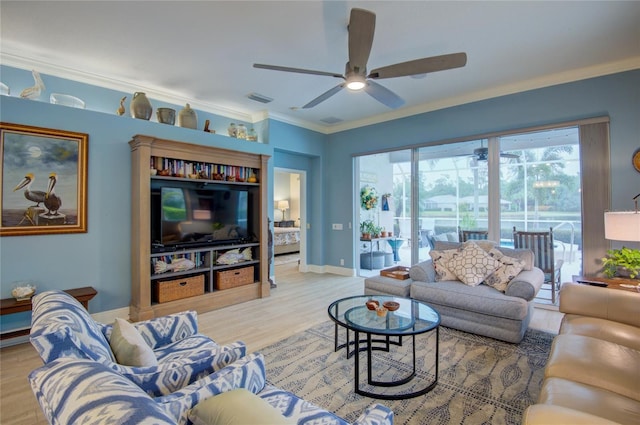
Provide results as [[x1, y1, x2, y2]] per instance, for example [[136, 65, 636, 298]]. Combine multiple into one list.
[[0, 122, 88, 236]]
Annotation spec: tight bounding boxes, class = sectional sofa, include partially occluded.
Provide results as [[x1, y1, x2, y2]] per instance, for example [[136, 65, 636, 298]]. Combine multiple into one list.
[[522, 281, 640, 425]]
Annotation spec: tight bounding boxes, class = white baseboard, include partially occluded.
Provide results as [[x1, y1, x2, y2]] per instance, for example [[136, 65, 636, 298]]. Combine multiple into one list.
[[322, 265, 356, 276]]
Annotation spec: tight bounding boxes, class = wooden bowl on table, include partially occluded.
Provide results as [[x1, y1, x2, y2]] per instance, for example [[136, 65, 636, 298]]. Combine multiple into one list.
[[383, 301, 400, 311]]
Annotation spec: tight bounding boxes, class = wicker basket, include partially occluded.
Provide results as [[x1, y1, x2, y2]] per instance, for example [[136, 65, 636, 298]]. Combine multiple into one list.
[[155, 274, 205, 303], [216, 266, 254, 290]]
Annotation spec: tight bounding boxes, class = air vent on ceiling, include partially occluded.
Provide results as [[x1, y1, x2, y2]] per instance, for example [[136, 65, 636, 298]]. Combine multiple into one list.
[[247, 92, 273, 103], [320, 116, 343, 124]]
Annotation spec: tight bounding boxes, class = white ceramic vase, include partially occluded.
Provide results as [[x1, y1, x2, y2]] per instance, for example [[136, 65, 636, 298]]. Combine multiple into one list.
[[178, 104, 197, 129]]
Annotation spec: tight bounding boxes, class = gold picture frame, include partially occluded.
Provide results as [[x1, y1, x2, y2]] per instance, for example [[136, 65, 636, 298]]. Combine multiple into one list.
[[1, 123, 88, 236]]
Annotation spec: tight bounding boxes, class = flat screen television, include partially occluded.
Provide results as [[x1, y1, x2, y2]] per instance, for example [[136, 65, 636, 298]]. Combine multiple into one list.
[[151, 182, 250, 251]]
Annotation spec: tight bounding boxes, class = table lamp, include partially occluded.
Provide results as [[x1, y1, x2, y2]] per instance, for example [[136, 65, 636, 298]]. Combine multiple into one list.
[[602, 193, 640, 279], [277, 200, 289, 221], [604, 193, 640, 242]]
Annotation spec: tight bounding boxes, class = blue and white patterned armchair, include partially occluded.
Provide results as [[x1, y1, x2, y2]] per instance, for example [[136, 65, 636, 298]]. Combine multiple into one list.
[[29, 290, 246, 396], [29, 352, 394, 425]]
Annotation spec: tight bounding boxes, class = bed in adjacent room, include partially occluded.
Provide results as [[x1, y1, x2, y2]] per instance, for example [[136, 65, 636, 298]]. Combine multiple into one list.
[[273, 223, 300, 255]]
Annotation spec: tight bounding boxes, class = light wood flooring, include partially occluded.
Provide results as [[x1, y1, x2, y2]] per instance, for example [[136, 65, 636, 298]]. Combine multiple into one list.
[[0, 262, 564, 425]]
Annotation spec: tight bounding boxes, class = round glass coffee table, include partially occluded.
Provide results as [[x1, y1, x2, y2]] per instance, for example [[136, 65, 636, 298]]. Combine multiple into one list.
[[327, 295, 440, 400]]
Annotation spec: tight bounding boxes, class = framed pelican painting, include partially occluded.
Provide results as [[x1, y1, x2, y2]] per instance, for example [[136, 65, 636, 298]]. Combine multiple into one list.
[[0, 123, 88, 236]]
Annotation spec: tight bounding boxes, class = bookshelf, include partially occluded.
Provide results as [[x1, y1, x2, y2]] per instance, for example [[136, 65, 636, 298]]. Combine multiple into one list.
[[129, 134, 270, 321]]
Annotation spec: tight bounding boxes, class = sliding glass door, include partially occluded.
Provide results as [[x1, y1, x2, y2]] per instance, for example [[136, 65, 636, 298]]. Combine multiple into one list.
[[416, 140, 490, 263], [499, 128, 582, 278], [356, 125, 587, 280]]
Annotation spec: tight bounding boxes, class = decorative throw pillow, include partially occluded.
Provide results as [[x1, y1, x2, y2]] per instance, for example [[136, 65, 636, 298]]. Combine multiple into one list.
[[109, 318, 158, 367], [429, 249, 458, 281], [495, 246, 534, 270], [448, 242, 500, 286], [189, 388, 295, 425], [484, 248, 526, 292]]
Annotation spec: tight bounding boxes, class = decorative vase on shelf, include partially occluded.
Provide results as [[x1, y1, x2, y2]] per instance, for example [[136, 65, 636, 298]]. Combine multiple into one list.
[[237, 123, 247, 140], [130, 92, 152, 120], [247, 128, 258, 141], [156, 108, 176, 125], [227, 123, 237, 138], [178, 103, 197, 129]]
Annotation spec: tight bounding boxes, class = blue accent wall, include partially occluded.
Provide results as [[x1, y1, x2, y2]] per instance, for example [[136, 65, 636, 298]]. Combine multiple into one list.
[[0, 68, 272, 332], [325, 70, 640, 269], [1, 65, 638, 334]]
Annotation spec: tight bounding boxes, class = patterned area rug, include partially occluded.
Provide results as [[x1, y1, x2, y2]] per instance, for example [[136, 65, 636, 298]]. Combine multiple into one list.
[[261, 321, 553, 425]]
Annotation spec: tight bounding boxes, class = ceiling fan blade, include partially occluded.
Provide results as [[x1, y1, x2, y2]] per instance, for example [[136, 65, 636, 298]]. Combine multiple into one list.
[[348, 8, 376, 73], [253, 63, 344, 79], [368, 52, 467, 79], [364, 80, 405, 109], [500, 152, 521, 159], [302, 83, 345, 109]]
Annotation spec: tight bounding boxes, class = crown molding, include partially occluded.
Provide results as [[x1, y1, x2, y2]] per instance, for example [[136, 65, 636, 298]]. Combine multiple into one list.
[[326, 56, 640, 133], [1, 50, 256, 123], [3, 49, 638, 135]]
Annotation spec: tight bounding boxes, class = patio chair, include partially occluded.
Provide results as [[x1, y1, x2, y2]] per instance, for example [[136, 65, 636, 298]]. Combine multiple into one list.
[[512, 227, 564, 304], [458, 226, 489, 242]]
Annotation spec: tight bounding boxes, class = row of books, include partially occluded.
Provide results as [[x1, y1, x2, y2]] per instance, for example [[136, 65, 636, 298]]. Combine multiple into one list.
[[151, 156, 257, 181]]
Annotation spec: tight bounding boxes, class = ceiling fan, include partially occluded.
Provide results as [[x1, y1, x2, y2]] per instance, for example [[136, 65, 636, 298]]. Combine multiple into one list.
[[458, 141, 520, 161], [471, 147, 520, 161], [253, 8, 467, 109]]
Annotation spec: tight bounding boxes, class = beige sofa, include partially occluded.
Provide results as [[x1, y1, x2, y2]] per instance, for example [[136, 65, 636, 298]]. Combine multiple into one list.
[[522, 282, 640, 425]]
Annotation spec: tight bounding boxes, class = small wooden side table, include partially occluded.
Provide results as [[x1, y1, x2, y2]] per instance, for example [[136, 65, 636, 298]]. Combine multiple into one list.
[[0, 286, 97, 340], [571, 276, 640, 293]]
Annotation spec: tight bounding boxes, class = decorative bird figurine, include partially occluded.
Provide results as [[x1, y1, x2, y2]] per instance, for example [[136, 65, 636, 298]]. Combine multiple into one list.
[[117, 96, 126, 116], [13, 173, 46, 206], [20, 70, 45, 100], [44, 172, 62, 215]]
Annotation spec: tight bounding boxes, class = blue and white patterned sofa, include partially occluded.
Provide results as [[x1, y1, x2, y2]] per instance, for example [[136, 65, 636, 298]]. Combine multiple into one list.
[[29, 352, 394, 425], [30, 290, 246, 396]]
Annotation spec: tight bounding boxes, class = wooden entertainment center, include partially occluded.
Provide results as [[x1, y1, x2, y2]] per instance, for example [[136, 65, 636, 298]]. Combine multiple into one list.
[[129, 134, 270, 321]]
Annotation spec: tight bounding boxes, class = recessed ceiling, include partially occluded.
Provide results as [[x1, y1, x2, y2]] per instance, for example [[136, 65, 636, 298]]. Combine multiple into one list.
[[1, 1, 639, 132]]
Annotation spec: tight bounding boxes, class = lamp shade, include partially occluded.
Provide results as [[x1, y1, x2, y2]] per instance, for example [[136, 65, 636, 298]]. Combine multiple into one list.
[[277, 200, 289, 210], [604, 211, 640, 242]]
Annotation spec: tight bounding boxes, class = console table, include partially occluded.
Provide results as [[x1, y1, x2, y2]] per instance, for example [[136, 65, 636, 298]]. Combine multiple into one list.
[[0, 286, 97, 340]]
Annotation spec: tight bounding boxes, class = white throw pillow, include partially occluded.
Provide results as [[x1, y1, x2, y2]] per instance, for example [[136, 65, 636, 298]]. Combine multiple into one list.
[[109, 318, 158, 367], [429, 249, 458, 281], [484, 248, 526, 292], [448, 242, 500, 286]]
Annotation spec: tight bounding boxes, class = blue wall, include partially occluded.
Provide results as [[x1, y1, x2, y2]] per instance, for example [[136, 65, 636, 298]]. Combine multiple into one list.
[[0, 70, 274, 332], [269, 120, 327, 264], [1, 65, 639, 334], [325, 70, 640, 269]]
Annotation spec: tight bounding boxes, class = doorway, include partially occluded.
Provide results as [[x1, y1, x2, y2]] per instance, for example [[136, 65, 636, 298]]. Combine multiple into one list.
[[273, 168, 306, 280]]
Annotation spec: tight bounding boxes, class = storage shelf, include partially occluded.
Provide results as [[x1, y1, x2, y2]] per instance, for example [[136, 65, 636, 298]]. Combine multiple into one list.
[[129, 134, 270, 321], [150, 267, 211, 280], [212, 259, 259, 271], [151, 175, 260, 186]]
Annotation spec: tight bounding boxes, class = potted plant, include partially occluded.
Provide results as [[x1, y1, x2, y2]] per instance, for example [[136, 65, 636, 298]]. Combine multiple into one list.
[[601, 247, 640, 279], [360, 220, 375, 239]]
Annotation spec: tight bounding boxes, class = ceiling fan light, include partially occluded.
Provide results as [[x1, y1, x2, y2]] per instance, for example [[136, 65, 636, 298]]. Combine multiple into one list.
[[346, 75, 366, 91]]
